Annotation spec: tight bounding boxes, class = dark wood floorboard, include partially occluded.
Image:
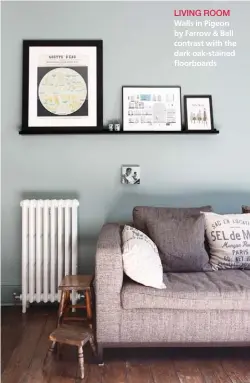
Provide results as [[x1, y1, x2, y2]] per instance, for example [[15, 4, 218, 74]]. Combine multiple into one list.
[[1, 306, 26, 373], [151, 360, 180, 383], [102, 361, 127, 383], [221, 358, 250, 383], [127, 363, 153, 383], [81, 364, 102, 383], [174, 359, 206, 383], [48, 345, 78, 383], [2, 308, 47, 383], [21, 313, 57, 383], [2, 307, 250, 383], [195, 359, 233, 383]]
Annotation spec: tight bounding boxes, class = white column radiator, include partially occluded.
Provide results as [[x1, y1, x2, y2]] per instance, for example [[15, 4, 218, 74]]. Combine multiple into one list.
[[20, 199, 79, 313]]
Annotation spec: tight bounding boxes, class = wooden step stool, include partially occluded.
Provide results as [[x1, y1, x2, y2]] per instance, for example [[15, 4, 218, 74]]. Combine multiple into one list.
[[57, 275, 94, 326], [45, 324, 97, 379]]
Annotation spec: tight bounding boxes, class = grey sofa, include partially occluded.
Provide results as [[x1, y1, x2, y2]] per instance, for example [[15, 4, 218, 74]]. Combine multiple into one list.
[[95, 223, 250, 362]]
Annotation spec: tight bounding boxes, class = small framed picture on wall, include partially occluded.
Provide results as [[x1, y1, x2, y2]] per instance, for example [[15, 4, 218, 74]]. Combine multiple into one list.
[[121, 165, 140, 184], [184, 95, 215, 131]]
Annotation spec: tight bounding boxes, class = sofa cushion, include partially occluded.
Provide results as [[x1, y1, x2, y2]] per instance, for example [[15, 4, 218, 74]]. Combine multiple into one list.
[[146, 214, 211, 272], [203, 212, 250, 270], [133, 205, 212, 272], [122, 225, 166, 289], [121, 270, 250, 311], [133, 205, 213, 234]]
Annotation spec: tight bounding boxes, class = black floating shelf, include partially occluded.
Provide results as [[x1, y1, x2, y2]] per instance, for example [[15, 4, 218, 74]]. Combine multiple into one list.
[[19, 128, 219, 135]]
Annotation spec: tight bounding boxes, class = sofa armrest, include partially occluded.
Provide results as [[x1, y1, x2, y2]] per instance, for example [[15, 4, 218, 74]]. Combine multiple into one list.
[[95, 223, 123, 294], [95, 223, 123, 343]]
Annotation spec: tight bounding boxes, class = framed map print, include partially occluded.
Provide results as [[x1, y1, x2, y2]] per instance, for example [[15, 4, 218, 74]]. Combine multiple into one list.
[[21, 40, 103, 134], [122, 86, 182, 132]]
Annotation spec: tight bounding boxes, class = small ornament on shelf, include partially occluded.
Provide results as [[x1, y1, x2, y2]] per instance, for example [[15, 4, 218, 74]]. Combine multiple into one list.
[[115, 124, 120, 131], [105, 119, 122, 132]]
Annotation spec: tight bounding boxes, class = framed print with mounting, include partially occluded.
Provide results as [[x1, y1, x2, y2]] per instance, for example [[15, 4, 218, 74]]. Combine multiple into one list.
[[122, 86, 182, 132], [21, 40, 103, 134], [184, 95, 215, 131]]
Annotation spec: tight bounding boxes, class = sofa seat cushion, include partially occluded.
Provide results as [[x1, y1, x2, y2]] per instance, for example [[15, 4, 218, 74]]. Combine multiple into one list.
[[121, 270, 250, 311]]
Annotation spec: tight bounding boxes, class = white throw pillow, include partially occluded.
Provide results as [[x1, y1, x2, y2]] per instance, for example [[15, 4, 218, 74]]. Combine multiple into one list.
[[122, 225, 166, 289], [203, 212, 250, 270]]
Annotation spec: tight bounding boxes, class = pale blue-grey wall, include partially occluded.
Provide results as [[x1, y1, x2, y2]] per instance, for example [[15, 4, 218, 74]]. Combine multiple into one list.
[[1, 1, 250, 303]]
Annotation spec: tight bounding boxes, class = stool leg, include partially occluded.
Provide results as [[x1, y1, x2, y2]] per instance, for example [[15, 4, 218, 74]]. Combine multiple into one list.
[[78, 346, 84, 379], [71, 290, 77, 313], [49, 341, 57, 354], [89, 336, 97, 356], [44, 341, 56, 371], [85, 290, 92, 327], [62, 291, 71, 317], [57, 291, 67, 326], [56, 343, 62, 360]]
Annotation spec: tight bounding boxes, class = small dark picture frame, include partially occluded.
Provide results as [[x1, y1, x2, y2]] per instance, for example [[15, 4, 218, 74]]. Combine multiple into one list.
[[21, 40, 103, 134], [184, 95, 215, 132]]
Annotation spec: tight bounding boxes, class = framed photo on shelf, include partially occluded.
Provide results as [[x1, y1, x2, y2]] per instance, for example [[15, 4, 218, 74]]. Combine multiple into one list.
[[122, 86, 182, 132], [184, 95, 214, 131], [21, 40, 103, 134]]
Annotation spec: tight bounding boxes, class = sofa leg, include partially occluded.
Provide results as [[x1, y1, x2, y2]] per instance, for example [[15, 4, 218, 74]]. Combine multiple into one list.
[[97, 344, 104, 365]]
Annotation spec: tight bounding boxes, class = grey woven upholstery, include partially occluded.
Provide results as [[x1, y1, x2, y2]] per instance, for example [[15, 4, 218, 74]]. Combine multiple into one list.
[[122, 270, 250, 311], [95, 222, 250, 345], [95, 223, 123, 342]]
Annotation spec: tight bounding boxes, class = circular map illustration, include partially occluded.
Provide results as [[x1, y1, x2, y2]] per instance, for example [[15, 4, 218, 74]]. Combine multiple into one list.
[[38, 68, 87, 115]]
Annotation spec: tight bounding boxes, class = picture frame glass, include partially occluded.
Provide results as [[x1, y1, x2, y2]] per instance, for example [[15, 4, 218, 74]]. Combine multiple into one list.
[[122, 87, 182, 131], [22, 40, 103, 132], [121, 165, 140, 184], [185, 97, 213, 131]]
